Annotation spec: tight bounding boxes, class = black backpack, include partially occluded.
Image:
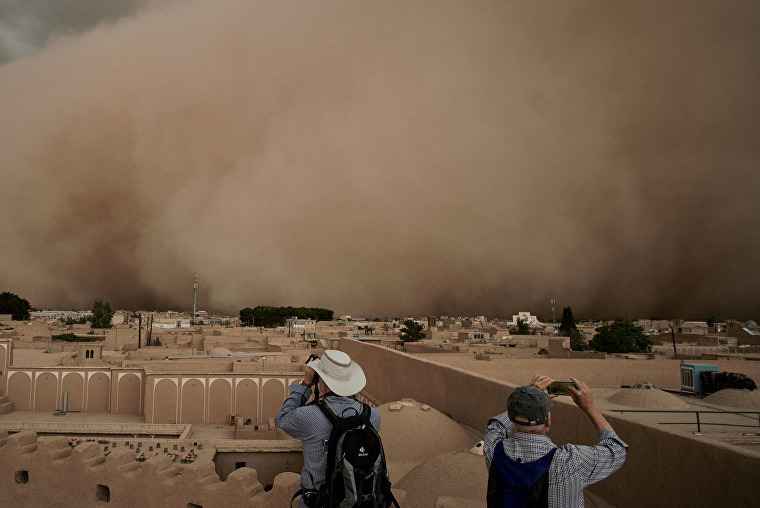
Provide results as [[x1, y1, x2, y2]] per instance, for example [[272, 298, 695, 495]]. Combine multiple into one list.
[[487, 443, 557, 507], [300, 399, 399, 508]]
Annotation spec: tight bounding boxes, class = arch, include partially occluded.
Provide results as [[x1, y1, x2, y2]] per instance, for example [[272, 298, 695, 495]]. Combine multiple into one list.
[[62, 373, 85, 411], [262, 379, 286, 423], [181, 379, 205, 423], [7, 372, 31, 410], [34, 372, 58, 411], [117, 374, 141, 414], [235, 379, 258, 425], [153, 379, 178, 423], [0, 345, 7, 394], [208, 379, 232, 424], [87, 373, 110, 412]]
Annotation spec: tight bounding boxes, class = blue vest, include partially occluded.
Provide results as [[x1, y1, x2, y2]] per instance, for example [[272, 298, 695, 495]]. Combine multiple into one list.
[[487, 443, 557, 507]]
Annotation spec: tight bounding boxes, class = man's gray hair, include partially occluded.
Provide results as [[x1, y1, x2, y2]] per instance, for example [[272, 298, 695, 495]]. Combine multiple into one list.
[[514, 422, 546, 434]]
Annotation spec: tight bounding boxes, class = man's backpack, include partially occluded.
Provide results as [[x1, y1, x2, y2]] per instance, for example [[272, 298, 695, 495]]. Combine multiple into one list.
[[311, 399, 399, 508], [487, 443, 557, 508]]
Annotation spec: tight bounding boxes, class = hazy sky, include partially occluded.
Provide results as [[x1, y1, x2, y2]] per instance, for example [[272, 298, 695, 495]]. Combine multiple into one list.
[[0, 0, 758, 320]]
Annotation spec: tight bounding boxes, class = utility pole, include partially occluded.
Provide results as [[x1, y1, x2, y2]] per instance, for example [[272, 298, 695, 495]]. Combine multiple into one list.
[[551, 299, 556, 327], [192, 272, 198, 326]]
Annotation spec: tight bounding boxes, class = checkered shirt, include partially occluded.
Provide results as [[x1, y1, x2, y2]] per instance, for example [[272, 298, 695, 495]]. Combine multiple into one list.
[[484, 412, 628, 507], [276, 383, 381, 508]]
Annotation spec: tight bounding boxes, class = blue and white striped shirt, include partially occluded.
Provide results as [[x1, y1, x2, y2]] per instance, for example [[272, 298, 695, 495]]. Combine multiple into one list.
[[276, 383, 381, 507], [484, 412, 628, 507]]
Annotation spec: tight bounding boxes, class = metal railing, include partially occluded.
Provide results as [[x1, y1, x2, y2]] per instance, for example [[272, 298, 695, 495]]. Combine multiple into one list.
[[609, 409, 760, 432]]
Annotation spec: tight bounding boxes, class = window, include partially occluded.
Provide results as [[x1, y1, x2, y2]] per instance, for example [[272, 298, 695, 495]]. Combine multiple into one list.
[[96, 484, 110, 502], [235, 461, 246, 469], [15, 470, 29, 484]]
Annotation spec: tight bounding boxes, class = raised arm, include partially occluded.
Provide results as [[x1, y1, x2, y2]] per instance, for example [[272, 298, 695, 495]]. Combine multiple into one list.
[[567, 377, 613, 434]]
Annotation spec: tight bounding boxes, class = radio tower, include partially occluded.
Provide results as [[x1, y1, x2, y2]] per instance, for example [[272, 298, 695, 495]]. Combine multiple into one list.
[[551, 298, 556, 326], [192, 272, 198, 326]]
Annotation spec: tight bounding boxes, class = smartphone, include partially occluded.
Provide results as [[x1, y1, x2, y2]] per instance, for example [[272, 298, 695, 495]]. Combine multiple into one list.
[[547, 381, 576, 396]]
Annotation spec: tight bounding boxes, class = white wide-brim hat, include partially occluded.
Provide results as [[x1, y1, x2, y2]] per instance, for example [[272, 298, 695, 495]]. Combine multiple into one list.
[[307, 350, 366, 397]]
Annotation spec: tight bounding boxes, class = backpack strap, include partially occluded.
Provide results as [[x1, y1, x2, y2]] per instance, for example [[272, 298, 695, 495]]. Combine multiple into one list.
[[316, 398, 338, 425], [359, 402, 372, 425]]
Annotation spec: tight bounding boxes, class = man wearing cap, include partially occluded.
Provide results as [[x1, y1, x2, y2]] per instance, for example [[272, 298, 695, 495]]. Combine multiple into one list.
[[483, 375, 628, 507], [276, 350, 380, 508]]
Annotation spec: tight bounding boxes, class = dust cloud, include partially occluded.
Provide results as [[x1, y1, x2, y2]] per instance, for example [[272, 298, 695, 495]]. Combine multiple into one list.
[[0, 0, 758, 320]]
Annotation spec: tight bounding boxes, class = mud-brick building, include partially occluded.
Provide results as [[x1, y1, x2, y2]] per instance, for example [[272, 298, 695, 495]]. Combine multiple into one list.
[[0, 339, 301, 425]]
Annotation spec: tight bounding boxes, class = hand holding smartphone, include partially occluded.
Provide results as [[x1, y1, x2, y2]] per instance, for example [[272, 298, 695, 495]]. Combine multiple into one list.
[[547, 381, 576, 396]]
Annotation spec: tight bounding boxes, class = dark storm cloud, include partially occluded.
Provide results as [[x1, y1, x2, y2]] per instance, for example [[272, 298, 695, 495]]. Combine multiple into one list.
[[0, 0, 147, 64], [0, 0, 758, 320]]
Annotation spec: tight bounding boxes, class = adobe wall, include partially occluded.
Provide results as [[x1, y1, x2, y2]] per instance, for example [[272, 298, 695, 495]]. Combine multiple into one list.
[[0, 430, 300, 508], [413, 354, 760, 388], [214, 451, 303, 485], [340, 339, 760, 507], [144, 373, 303, 425], [1, 339, 10, 394], [5, 367, 144, 414]]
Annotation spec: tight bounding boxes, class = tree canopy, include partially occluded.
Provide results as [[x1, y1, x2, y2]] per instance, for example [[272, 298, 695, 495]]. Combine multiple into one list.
[[0, 291, 31, 321], [558, 306, 585, 350], [588, 321, 652, 354], [399, 320, 425, 343], [510, 318, 532, 335], [239, 306, 334, 328], [558, 307, 577, 335], [90, 299, 114, 329]]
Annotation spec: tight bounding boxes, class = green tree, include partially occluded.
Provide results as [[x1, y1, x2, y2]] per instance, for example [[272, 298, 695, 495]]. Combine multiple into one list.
[[0, 291, 32, 321], [239, 307, 255, 326], [399, 320, 425, 343], [706, 316, 716, 328], [241, 306, 334, 328], [90, 299, 114, 329], [558, 307, 576, 335], [588, 321, 652, 354], [558, 306, 585, 350], [510, 318, 532, 335]]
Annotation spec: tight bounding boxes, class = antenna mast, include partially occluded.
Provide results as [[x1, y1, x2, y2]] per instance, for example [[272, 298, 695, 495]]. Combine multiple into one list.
[[192, 272, 198, 326], [551, 298, 556, 326]]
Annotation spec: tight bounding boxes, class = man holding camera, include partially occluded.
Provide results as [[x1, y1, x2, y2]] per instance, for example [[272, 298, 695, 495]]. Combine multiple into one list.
[[483, 375, 628, 507], [276, 350, 381, 508]]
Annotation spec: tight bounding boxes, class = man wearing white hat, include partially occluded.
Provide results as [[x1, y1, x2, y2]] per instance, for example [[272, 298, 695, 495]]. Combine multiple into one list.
[[276, 350, 380, 508]]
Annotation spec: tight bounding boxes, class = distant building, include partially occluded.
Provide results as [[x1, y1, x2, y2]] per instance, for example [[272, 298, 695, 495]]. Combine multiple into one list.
[[286, 317, 316, 338], [677, 321, 709, 335], [510, 311, 540, 327]]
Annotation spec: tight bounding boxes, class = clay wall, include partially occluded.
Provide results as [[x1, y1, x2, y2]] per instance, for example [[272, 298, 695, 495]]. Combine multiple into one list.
[[1, 339, 10, 394], [144, 373, 303, 425], [340, 339, 760, 507], [0, 430, 300, 508], [5, 367, 144, 414], [103, 327, 139, 349], [214, 451, 303, 485]]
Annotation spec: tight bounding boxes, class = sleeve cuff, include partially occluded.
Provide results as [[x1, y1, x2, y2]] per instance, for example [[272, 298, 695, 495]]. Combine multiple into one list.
[[600, 429, 629, 449]]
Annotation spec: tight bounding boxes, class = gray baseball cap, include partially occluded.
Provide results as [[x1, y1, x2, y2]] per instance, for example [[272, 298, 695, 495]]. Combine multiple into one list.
[[507, 386, 552, 426]]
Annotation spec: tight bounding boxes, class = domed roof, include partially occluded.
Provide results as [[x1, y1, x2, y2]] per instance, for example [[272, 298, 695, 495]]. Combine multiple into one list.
[[378, 399, 477, 481], [608, 387, 690, 409], [393, 450, 486, 507], [703, 389, 760, 409]]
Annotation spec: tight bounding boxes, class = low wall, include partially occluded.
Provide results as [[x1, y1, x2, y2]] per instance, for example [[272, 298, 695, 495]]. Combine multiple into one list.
[[340, 339, 760, 508], [0, 430, 301, 508]]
